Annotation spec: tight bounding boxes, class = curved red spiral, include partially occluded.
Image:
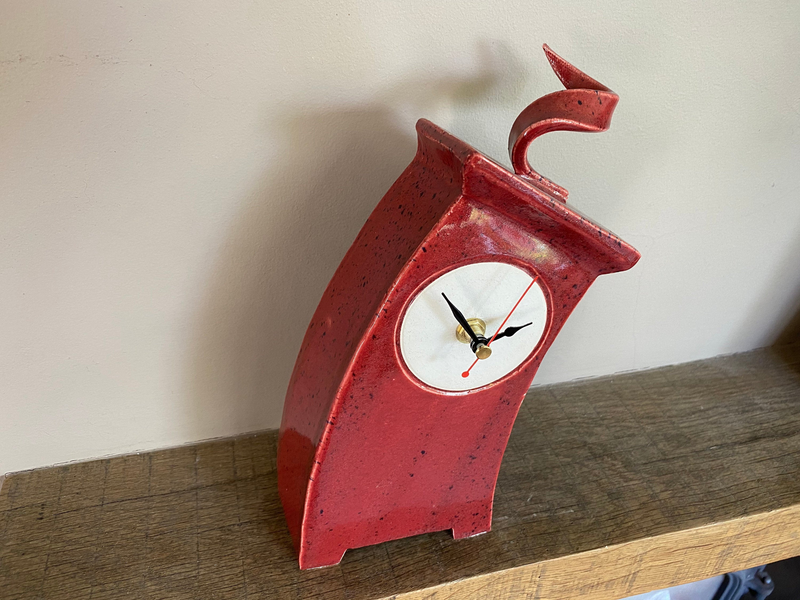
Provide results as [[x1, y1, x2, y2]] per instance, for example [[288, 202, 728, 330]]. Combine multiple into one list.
[[508, 44, 619, 201]]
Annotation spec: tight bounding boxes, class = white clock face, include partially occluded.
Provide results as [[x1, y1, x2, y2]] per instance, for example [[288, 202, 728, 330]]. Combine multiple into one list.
[[399, 262, 548, 392]]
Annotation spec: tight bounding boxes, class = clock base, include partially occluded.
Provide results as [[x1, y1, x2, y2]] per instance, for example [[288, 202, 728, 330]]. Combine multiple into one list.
[[298, 498, 493, 569]]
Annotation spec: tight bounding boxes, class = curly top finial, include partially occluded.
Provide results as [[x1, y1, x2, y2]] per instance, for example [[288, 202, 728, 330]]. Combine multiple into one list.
[[508, 45, 619, 201]]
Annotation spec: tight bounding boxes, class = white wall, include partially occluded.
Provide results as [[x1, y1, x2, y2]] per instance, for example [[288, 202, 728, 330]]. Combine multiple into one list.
[[2, 1, 799, 474]]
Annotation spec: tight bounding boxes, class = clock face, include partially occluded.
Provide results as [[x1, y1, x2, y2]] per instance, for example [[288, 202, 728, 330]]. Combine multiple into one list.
[[399, 261, 549, 392]]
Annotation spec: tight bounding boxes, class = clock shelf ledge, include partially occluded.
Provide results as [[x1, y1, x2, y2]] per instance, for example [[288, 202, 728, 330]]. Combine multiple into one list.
[[3, 343, 799, 599]]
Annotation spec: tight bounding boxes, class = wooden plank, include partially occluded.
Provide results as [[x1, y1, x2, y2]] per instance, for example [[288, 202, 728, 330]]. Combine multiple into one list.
[[1, 343, 799, 599], [395, 505, 800, 599]]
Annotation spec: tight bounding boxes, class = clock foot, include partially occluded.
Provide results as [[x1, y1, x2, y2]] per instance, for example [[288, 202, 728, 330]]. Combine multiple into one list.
[[298, 542, 348, 570], [450, 504, 492, 540]]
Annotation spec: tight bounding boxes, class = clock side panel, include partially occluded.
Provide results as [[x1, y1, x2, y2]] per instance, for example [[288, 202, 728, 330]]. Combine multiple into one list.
[[278, 129, 472, 547], [296, 197, 601, 567]]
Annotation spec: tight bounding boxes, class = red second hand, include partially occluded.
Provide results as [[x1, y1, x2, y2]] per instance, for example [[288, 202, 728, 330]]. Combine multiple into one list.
[[462, 276, 539, 378]]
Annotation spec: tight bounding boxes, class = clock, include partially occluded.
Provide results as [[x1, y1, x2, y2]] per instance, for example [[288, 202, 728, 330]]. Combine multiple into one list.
[[278, 44, 640, 569], [399, 261, 549, 392]]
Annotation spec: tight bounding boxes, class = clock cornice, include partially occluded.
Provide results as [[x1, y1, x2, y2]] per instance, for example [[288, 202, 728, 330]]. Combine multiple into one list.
[[414, 118, 640, 276]]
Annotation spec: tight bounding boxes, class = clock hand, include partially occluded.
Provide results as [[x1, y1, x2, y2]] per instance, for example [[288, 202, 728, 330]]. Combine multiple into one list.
[[491, 322, 533, 342], [441, 293, 479, 344], [441, 293, 492, 359], [462, 276, 539, 378]]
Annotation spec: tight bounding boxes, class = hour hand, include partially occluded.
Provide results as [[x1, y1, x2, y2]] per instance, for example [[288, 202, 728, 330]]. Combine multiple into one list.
[[441, 293, 479, 344], [492, 322, 533, 342]]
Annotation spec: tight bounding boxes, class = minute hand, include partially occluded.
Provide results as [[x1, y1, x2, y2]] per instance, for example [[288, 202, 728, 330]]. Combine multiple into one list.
[[441, 293, 480, 345]]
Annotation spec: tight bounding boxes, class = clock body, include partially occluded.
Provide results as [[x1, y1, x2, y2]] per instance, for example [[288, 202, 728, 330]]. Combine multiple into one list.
[[278, 46, 640, 569]]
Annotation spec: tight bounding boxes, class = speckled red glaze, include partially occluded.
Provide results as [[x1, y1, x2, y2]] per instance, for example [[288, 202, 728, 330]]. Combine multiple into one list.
[[278, 45, 640, 569]]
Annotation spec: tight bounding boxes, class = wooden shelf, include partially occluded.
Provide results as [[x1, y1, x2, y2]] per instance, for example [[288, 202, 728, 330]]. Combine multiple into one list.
[[2, 344, 799, 599]]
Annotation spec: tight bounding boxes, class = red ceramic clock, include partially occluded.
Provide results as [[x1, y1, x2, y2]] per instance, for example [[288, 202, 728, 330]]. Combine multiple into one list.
[[278, 45, 640, 569]]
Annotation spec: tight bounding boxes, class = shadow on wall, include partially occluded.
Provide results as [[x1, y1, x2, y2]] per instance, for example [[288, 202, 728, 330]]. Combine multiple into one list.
[[765, 235, 800, 374], [778, 312, 800, 345], [185, 45, 526, 439], [775, 287, 800, 346], [738, 228, 800, 350]]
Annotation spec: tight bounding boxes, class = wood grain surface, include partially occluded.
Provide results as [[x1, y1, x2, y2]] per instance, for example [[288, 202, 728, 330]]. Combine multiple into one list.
[[1, 344, 799, 599]]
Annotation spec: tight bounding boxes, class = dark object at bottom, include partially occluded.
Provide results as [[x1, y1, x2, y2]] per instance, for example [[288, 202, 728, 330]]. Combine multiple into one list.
[[713, 566, 774, 600]]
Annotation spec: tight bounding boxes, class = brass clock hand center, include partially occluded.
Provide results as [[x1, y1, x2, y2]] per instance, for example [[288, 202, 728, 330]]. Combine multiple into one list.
[[473, 343, 492, 360], [454, 318, 486, 343], [454, 318, 492, 360]]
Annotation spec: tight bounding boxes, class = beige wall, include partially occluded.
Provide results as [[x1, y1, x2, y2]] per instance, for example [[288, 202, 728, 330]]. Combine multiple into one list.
[[2, 1, 799, 474]]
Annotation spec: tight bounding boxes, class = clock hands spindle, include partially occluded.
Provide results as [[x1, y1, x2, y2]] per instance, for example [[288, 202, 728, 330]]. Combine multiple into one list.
[[462, 276, 539, 378], [441, 293, 492, 360]]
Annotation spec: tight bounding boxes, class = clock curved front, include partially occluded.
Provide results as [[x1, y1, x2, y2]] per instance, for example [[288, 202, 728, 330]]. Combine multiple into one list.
[[399, 261, 549, 392]]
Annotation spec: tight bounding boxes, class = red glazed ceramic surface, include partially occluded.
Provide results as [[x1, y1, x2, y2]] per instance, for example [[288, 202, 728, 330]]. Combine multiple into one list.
[[278, 45, 640, 569]]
